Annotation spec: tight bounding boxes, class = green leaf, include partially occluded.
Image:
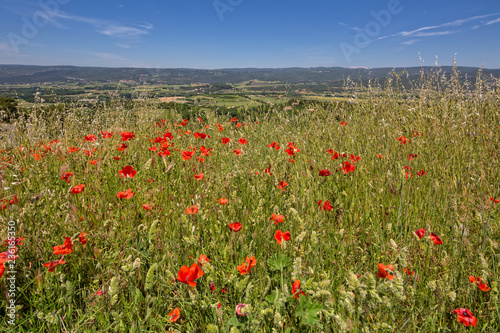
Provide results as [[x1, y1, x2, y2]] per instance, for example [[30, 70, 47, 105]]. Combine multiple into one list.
[[267, 253, 292, 271], [295, 297, 323, 328]]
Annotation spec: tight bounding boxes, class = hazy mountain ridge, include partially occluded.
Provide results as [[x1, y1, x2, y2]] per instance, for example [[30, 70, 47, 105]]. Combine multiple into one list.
[[0, 64, 498, 85]]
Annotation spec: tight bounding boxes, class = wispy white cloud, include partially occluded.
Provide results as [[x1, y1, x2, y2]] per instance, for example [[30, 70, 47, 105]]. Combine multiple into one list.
[[402, 39, 419, 46], [376, 12, 500, 43], [51, 12, 153, 39]]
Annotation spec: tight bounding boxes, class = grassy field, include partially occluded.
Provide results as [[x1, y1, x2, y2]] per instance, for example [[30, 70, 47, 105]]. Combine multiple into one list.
[[0, 75, 499, 332]]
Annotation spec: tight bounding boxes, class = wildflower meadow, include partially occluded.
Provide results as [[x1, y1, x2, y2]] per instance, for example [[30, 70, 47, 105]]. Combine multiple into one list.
[[1, 70, 500, 332]]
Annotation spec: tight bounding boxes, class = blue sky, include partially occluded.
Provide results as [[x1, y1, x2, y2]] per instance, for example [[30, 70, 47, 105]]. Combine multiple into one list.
[[0, 0, 499, 69]]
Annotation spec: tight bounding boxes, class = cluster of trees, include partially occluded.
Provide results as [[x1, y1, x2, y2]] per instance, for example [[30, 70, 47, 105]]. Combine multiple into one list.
[[0, 97, 19, 122]]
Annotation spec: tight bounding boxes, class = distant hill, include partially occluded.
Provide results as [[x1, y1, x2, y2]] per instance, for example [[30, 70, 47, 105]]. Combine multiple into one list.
[[0, 64, 498, 85]]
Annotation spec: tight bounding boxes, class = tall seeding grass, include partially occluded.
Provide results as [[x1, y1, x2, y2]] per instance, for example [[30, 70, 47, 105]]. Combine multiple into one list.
[[1, 68, 500, 332]]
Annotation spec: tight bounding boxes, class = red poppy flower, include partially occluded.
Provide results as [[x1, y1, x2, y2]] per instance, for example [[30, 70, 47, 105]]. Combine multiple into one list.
[[85, 135, 97, 142], [117, 144, 128, 151], [53, 237, 73, 255], [270, 213, 284, 224], [197, 157, 205, 163], [4, 237, 24, 247], [148, 146, 158, 152], [68, 146, 80, 153], [219, 198, 228, 205], [237, 256, 257, 275], [79, 233, 88, 245], [61, 172, 73, 183], [403, 268, 415, 275], [198, 254, 210, 266], [199, 146, 212, 156], [490, 197, 500, 203], [375, 154, 383, 159], [429, 232, 442, 245], [415, 229, 425, 239], [340, 121, 347, 126], [194, 173, 204, 181], [221, 138, 230, 144], [101, 131, 113, 138], [319, 169, 331, 176], [342, 161, 356, 174], [113, 156, 121, 160], [181, 150, 195, 160], [317, 200, 332, 211], [277, 180, 288, 190], [292, 279, 305, 299], [176, 263, 204, 287], [70, 184, 85, 194], [469, 276, 491, 292], [408, 153, 418, 160], [158, 149, 171, 157], [233, 148, 242, 155], [168, 308, 180, 323], [350, 154, 361, 163], [274, 230, 291, 245], [417, 170, 427, 176], [229, 222, 242, 232], [376, 263, 394, 280], [193, 132, 209, 139], [121, 132, 135, 141], [268, 142, 280, 150], [452, 308, 477, 327], [397, 136, 408, 144], [238, 138, 248, 145], [43, 258, 66, 272], [119, 166, 137, 178], [186, 205, 199, 215], [142, 204, 152, 210], [285, 142, 300, 156], [116, 189, 134, 199]]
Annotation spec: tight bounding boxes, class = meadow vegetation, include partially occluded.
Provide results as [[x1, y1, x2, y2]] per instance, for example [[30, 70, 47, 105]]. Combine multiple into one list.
[[1, 67, 500, 332]]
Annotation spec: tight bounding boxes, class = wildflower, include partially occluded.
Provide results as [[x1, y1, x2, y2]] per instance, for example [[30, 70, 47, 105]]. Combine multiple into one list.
[[221, 138, 230, 144], [194, 173, 204, 181], [142, 204, 152, 210], [43, 258, 66, 272], [116, 189, 134, 199], [318, 200, 332, 211], [186, 205, 199, 215], [270, 213, 284, 224], [233, 148, 242, 155], [430, 232, 443, 245], [331, 151, 340, 160], [79, 233, 88, 245], [53, 237, 73, 255], [268, 142, 280, 150], [342, 161, 356, 174], [229, 222, 242, 232], [238, 138, 248, 145], [199, 146, 212, 156], [119, 166, 137, 178], [4, 237, 24, 246], [113, 156, 120, 160], [61, 172, 73, 183], [285, 142, 300, 156], [376, 263, 394, 280], [194, 132, 209, 139], [319, 169, 332, 176], [70, 184, 85, 194], [397, 136, 408, 144], [417, 170, 427, 176], [408, 153, 418, 160], [375, 154, 383, 159], [84, 135, 97, 142], [168, 308, 180, 323], [236, 303, 248, 316], [292, 279, 305, 299], [274, 230, 291, 245], [148, 146, 158, 152], [277, 180, 288, 190], [117, 144, 128, 151], [415, 229, 425, 239], [490, 197, 500, 203], [452, 308, 477, 327], [121, 132, 135, 141], [237, 256, 257, 275], [182, 150, 195, 160], [101, 131, 113, 138], [198, 255, 210, 266], [403, 268, 415, 276], [340, 121, 347, 126], [350, 154, 361, 163], [176, 263, 204, 287], [469, 276, 491, 292], [219, 198, 228, 205], [68, 146, 79, 153]]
